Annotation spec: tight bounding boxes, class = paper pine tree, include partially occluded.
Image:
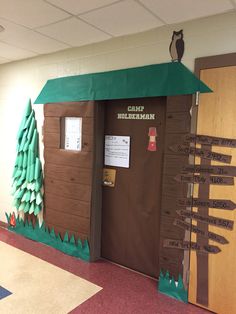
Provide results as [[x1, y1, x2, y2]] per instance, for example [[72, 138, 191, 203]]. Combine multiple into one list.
[[12, 99, 43, 216]]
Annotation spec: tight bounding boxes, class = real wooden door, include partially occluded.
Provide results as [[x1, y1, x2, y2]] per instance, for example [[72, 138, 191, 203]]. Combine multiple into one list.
[[188, 65, 236, 313], [101, 97, 166, 277]]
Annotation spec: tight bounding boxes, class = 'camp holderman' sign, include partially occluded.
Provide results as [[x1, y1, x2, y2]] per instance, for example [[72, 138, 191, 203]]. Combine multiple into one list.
[[117, 106, 155, 120], [163, 239, 221, 254]]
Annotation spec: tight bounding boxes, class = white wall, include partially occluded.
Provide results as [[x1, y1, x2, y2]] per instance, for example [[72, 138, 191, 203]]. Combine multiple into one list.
[[0, 11, 236, 222]]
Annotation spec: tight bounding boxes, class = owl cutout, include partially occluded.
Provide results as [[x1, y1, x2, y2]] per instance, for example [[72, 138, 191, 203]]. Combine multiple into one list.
[[169, 30, 185, 62]]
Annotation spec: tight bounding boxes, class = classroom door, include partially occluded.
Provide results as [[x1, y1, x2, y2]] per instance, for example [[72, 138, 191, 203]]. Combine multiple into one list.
[[101, 97, 166, 278], [188, 65, 236, 313]]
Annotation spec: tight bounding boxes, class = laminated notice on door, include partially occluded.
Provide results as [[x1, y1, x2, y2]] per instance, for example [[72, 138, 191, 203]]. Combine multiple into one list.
[[103, 168, 116, 187], [104, 135, 130, 168]]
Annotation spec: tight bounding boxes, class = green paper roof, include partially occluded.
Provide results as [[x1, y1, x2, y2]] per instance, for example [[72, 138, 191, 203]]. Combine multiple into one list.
[[34, 62, 212, 104]]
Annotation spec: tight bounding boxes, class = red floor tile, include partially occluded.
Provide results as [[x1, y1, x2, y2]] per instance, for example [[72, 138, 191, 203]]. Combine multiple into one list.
[[0, 227, 210, 314]]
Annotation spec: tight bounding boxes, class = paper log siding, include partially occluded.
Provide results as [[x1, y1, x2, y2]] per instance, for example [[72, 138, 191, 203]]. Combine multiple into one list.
[[43, 102, 94, 240], [43, 96, 192, 275], [159, 95, 192, 278]]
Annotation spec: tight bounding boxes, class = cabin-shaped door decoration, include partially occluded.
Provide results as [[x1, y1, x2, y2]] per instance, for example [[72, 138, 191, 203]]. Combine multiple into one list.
[[34, 62, 211, 295]]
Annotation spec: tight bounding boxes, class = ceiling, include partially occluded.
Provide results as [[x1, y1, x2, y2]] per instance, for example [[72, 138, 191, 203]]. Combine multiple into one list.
[[0, 0, 235, 64]]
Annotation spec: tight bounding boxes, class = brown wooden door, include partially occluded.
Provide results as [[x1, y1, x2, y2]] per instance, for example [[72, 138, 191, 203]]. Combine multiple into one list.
[[188, 65, 236, 313], [101, 97, 166, 277]]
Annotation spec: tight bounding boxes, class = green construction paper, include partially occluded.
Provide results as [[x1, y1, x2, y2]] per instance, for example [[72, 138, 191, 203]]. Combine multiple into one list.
[[7, 214, 90, 261], [12, 167, 18, 178], [77, 238, 83, 249], [19, 202, 25, 211], [34, 158, 40, 180], [34, 205, 41, 215], [35, 179, 41, 192], [23, 152, 28, 168], [70, 235, 75, 244], [16, 152, 23, 168], [19, 131, 28, 152], [24, 99, 32, 117], [13, 169, 21, 179], [15, 188, 25, 199], [29, 202, 35, 214], [36, 192, 43, 205], [23, 139, 30, 152], [83, 239, 90, 256], [34, 62, 212, 104], [177, 274, 184, 290], [24, 202, 30, 213], [23, 111, 34, 130], [57, 232, 62, 242], [22, 190, 31, 203], [28, 164, 35, 182], [17, 117, 27, 140], [158, 271, 188, 303], [29, 129, 38, 153], [30, 182, 36, 191], [30, 191, 36, 202], [27, 118, 36, 140], [63, 232, 69, 242], [21, 181, 27, 189], [16, 179, 23, 188], [13, 199, 21, 209], [50, 228, 56, 238], [19, 169, 26, 182], [12, 100, 43, 215], [12, 181, 17, 194]]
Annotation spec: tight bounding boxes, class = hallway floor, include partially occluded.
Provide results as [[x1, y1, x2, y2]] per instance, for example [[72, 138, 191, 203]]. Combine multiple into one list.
[[0, 227, 210, 314]]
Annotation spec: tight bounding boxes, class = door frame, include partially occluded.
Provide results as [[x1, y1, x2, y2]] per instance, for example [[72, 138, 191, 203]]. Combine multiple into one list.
[[189, 52, 236, 307]]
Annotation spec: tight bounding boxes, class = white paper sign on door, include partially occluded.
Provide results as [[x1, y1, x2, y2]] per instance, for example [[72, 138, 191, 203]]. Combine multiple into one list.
[[104, 135, 130, 168], [64, 117, 82, 151]]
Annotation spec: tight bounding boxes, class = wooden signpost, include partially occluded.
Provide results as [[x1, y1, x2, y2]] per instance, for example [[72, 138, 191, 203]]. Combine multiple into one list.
[[170, 144, 232, 163], [173, 219, 229, 244], [183, 134, 236, 148], [177, 198, 236, 210], [182, 165, 236, 176], [175, 174, 234, 185], [176, 209, 234, 230], [163, 239, 221, 254], [165, 133, 236, 307]]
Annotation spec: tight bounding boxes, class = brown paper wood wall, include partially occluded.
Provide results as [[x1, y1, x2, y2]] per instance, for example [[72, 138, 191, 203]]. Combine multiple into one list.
[[159, 95, 192, 278], [43, 97, 193, 272], [43, 102, 95, 241]]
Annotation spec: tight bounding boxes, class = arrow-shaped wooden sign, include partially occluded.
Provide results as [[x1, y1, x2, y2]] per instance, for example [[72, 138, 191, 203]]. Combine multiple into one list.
[[175, 174, 234, 185], [173, 219, 229, 244], [176, 209, 234, 230], [170, 144, 232, 164], [183, 134, 236, 148], [163, 239, 221, 254], [182, 165, 236, 176], [178, 198, 236, 210]]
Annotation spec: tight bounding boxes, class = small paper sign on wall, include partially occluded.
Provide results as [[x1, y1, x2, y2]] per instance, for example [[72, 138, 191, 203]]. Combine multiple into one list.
[[64, 117, 82, 151], [104, 135, 130, 168]]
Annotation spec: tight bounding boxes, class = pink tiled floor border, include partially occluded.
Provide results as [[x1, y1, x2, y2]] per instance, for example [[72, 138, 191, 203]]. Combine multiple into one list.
[[0, 227, 210, 314]]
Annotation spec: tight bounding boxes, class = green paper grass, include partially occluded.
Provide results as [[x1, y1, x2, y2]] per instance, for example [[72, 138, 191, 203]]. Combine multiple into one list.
[[6, 213, 90, 262], [158, 271, 188, 303]]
